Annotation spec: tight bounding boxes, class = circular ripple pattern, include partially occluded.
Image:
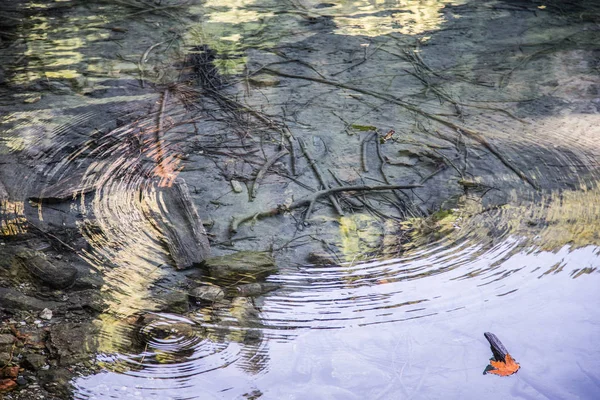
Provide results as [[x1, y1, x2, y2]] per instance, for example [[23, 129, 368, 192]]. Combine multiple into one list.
[[2, 3, 600, 397]]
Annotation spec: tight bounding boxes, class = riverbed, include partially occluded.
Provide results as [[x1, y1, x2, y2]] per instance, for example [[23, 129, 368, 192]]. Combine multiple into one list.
[[1, 0, 599, 399]]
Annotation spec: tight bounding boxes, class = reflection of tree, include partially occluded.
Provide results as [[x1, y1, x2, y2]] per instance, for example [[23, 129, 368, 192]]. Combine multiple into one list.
[[199, 297, 271, 375], [403, 186, 600, 275], [95, 305, 270, 377], [331, 0, 460, 37]]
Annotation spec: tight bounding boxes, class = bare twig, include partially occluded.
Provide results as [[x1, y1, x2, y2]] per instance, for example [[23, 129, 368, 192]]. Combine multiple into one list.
[[251, 149, 289, 200], [155, 89, 169, 175], [138, 39, 169, 87], [25, 221, 78, 253], [362, 131, 376, 172], [297, 137, 344, 217]]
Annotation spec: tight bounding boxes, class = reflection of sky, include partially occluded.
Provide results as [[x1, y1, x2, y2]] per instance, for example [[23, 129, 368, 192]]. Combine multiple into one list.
[[73, 242, 600, 399], [262, 272, 600, 399]]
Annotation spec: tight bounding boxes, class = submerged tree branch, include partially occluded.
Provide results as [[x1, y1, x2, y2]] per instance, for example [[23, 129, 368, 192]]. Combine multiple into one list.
[[262, 68, 539, 190], [251, 149, 289, 200], [230, 184, 422, 233]]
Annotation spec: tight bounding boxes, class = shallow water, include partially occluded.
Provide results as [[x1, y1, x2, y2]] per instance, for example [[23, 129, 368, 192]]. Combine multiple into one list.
[[1, 0, 600, 399]]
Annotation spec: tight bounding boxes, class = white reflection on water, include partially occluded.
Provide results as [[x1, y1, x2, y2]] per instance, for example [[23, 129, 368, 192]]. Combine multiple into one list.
[[73, 242, 600, 399]]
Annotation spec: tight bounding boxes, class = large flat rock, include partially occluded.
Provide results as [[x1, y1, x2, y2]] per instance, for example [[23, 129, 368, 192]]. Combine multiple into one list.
[[14, 249, 77, 289], [205, 251, 277, 283]]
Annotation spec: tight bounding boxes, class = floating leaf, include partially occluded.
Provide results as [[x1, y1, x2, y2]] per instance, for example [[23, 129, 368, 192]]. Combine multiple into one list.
[[487, 353, 520, 376]]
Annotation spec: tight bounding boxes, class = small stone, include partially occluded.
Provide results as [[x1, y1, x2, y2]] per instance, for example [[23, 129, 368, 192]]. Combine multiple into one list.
[[16, 376, 27, 386], [24, 354, 47, 371], [236, 283, 281, 297], [189, 285, 225, 303], [23, 95, 41, 104], [157, 290, 189, 314], [230, 180, 244, 193], [39, 308, 52, 320], [205, 251, 277, 283], [248, 74, 280, 88], [0, 334, 15, 345], [0, 352, 12, 365]]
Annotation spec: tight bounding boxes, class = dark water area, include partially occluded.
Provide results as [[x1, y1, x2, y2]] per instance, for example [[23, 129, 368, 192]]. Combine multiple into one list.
[[1, 0, 600, 399]]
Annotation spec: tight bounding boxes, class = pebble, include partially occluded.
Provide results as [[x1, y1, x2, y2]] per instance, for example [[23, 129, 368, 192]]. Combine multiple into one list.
[[39, 308, 53, 320], [230, 180, 244, 193], [0, 334, 15, 345], [189, 285, 225, 303]]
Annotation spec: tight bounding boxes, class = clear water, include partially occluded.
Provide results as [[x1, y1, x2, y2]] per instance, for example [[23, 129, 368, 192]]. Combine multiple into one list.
[[1, 0, 599, 399]]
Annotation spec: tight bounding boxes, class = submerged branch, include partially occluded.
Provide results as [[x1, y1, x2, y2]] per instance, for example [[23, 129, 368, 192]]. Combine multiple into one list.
[[297, 137, 344, 217], [230, 184, 422, 233], [251, 149, 289, 200], [262, 68, 539, 190]]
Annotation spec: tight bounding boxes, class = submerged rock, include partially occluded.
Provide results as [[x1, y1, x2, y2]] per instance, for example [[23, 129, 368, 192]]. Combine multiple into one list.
[[205, 251, 277, 283], [307, 252, 338, 265], [0, 288, 61, 311], [230, 297, 259, 325], [0, 334, 15, 346], [47, 322, 99, 366], [235, 283, 280, 297], [23, 354, 47, 371], [13, 249, 77, 289], [29, 172, 96, 203], [66, 289, 106, 313], [189, 285, 225, 303], [156, 290, 189, 314]]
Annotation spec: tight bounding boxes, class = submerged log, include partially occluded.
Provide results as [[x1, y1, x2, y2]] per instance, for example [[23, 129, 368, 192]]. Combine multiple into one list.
[[151, 179, 210, 269]]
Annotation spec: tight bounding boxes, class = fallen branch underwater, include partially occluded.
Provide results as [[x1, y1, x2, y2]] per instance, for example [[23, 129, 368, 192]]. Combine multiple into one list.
[[262, 68, 539, 190], [230, 184, 422, 233], [250, 149, 289, 200]]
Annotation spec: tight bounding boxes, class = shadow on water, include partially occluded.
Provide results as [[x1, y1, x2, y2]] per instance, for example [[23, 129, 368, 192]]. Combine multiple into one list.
[[1, 0, 600, 399]]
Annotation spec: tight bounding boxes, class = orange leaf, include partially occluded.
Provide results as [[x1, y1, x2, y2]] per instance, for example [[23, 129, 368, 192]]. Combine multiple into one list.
[[0, 378, 17, 393], [488, 354, 520, 376], [0, 366, 19, 379]]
